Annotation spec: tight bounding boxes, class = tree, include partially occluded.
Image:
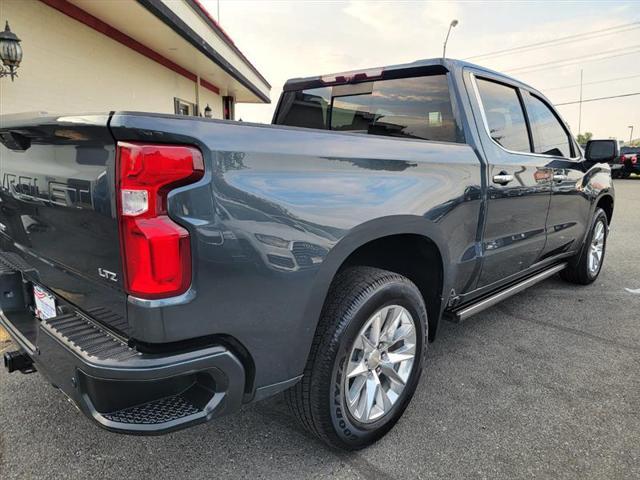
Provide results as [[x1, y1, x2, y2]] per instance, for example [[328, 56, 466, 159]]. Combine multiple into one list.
[[576, 132, 593, 145]]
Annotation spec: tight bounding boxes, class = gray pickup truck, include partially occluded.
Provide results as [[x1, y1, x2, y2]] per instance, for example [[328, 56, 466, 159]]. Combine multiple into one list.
[[0, 58, 616, 450]]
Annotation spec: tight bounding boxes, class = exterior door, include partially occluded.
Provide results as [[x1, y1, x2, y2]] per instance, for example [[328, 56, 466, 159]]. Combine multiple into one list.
[[470, 74, 552, 288], [520, 90, 591, 257]]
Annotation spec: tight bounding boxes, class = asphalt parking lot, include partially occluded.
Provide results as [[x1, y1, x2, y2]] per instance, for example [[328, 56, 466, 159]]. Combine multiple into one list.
[[1, 178, 638, 480]]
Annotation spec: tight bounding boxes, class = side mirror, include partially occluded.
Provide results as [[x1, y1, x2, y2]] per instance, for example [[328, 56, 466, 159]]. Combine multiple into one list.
[[585, 139, 619, 163]]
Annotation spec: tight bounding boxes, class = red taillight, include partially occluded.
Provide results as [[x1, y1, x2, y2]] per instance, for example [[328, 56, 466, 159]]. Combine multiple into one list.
[[116, 142, 204, 299]]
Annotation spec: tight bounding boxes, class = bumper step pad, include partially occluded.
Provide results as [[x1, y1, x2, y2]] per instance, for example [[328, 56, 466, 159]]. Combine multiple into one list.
[[102, 394, 201, 425]]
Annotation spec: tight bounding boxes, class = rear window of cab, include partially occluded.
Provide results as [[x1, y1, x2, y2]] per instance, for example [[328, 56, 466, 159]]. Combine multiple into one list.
[[275, 74, 463, 144]]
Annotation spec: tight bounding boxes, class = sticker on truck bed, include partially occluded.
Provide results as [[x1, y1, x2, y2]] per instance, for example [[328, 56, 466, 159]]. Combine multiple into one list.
[[33, 285, 57, 320]]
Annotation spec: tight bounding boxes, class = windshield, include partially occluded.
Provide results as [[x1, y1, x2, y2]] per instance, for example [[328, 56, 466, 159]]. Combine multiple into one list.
[[621, 147, 640, 154]]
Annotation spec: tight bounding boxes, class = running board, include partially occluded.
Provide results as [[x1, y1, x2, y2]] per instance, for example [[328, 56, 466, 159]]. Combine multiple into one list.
[[450, 263, 567, 322]]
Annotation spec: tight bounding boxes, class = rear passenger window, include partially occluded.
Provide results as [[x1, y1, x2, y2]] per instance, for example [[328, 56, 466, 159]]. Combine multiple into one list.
[[475, 78, 531, 153], [276, 75, 462, 143], [523, 92, 573, 158]]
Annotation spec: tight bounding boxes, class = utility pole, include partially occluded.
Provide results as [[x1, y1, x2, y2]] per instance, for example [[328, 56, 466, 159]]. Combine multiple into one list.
[[630, 125, 634, 143], [578, 69, 583, 134]]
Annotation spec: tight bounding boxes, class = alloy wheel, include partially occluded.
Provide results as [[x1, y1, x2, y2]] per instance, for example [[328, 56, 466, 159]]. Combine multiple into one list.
[[343, 305, 417, 423], [588, 220, 605, 275]]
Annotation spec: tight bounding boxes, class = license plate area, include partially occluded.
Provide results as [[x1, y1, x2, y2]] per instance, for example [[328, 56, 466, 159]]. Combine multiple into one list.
[[33, 285, 57, 320]]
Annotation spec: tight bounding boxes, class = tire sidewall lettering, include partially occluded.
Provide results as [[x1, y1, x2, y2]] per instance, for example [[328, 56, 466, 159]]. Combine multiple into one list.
[[333, 353, 359, 440]]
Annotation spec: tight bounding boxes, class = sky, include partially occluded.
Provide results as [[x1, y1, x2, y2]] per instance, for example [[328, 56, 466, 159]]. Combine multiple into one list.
[[201, 0, 640, 142]]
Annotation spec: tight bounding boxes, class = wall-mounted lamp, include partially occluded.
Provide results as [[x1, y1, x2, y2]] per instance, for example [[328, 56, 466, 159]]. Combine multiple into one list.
[[0, 21, 23, 81]]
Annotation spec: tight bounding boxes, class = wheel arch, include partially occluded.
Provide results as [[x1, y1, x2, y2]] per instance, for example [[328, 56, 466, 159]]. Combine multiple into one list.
[[595, 194, 614, 225], [299, 215, 450, 368]]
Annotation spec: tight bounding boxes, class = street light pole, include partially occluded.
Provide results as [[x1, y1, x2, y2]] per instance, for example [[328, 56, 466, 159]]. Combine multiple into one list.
[[442, 20, 458, 59], [629, 125, 634, 144]]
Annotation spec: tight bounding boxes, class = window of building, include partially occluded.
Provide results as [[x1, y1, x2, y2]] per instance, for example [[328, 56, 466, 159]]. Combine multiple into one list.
[[275, 74, 461, 143], [475, 77, 531, 153], [523, 92, 573, 158], [174, 98, 196, 116]]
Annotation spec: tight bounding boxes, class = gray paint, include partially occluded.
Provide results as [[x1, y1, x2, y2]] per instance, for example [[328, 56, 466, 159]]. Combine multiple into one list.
[[110, 113, 483, 388]]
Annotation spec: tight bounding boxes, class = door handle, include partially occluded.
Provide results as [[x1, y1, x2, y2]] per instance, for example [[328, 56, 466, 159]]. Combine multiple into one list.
[[553, 174, 568, 182], [492, 173, 514, 185]]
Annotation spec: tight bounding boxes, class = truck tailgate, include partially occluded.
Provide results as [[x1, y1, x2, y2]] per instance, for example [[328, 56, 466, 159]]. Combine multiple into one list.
[[0, 114, 128, 335]]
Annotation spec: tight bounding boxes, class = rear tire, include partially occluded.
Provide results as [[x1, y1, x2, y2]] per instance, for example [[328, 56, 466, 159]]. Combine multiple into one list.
[[560, 208, 608, 285], [286, 266, 427, 450]]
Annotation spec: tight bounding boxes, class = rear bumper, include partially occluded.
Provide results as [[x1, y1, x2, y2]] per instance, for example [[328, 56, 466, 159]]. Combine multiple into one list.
[[0, 259, 245, 435], [617, 161, 640, 173]]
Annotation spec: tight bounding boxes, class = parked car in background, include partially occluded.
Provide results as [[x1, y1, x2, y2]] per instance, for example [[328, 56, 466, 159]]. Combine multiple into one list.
[[618, 146, 640, 177], [1, 58, 616, 450]]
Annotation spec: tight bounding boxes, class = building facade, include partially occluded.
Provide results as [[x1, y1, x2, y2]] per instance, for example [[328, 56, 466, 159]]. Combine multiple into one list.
[[0, 0, 270, 119]]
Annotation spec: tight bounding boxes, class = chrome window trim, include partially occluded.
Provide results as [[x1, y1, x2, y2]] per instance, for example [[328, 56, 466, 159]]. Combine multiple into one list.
[[469, 72, 581, 161]]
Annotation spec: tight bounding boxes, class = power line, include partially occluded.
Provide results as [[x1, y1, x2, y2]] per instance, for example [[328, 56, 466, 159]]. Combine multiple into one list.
[[473, 25, 640, 62], [465, 21, 640, 60], [542, 73, 640, 92], [513, 49, 640, 75], [505, 46, 640, 75], [555, 91, 640, 106], [506, 44, 640, 73]]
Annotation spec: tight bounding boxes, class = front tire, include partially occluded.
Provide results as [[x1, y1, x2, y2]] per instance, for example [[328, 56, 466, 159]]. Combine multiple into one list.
[[560, 208, 608, 285], [286, 266, 428, 450]]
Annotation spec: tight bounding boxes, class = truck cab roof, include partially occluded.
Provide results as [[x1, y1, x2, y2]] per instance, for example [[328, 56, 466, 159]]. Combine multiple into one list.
[[282, 57, 537, 94]]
